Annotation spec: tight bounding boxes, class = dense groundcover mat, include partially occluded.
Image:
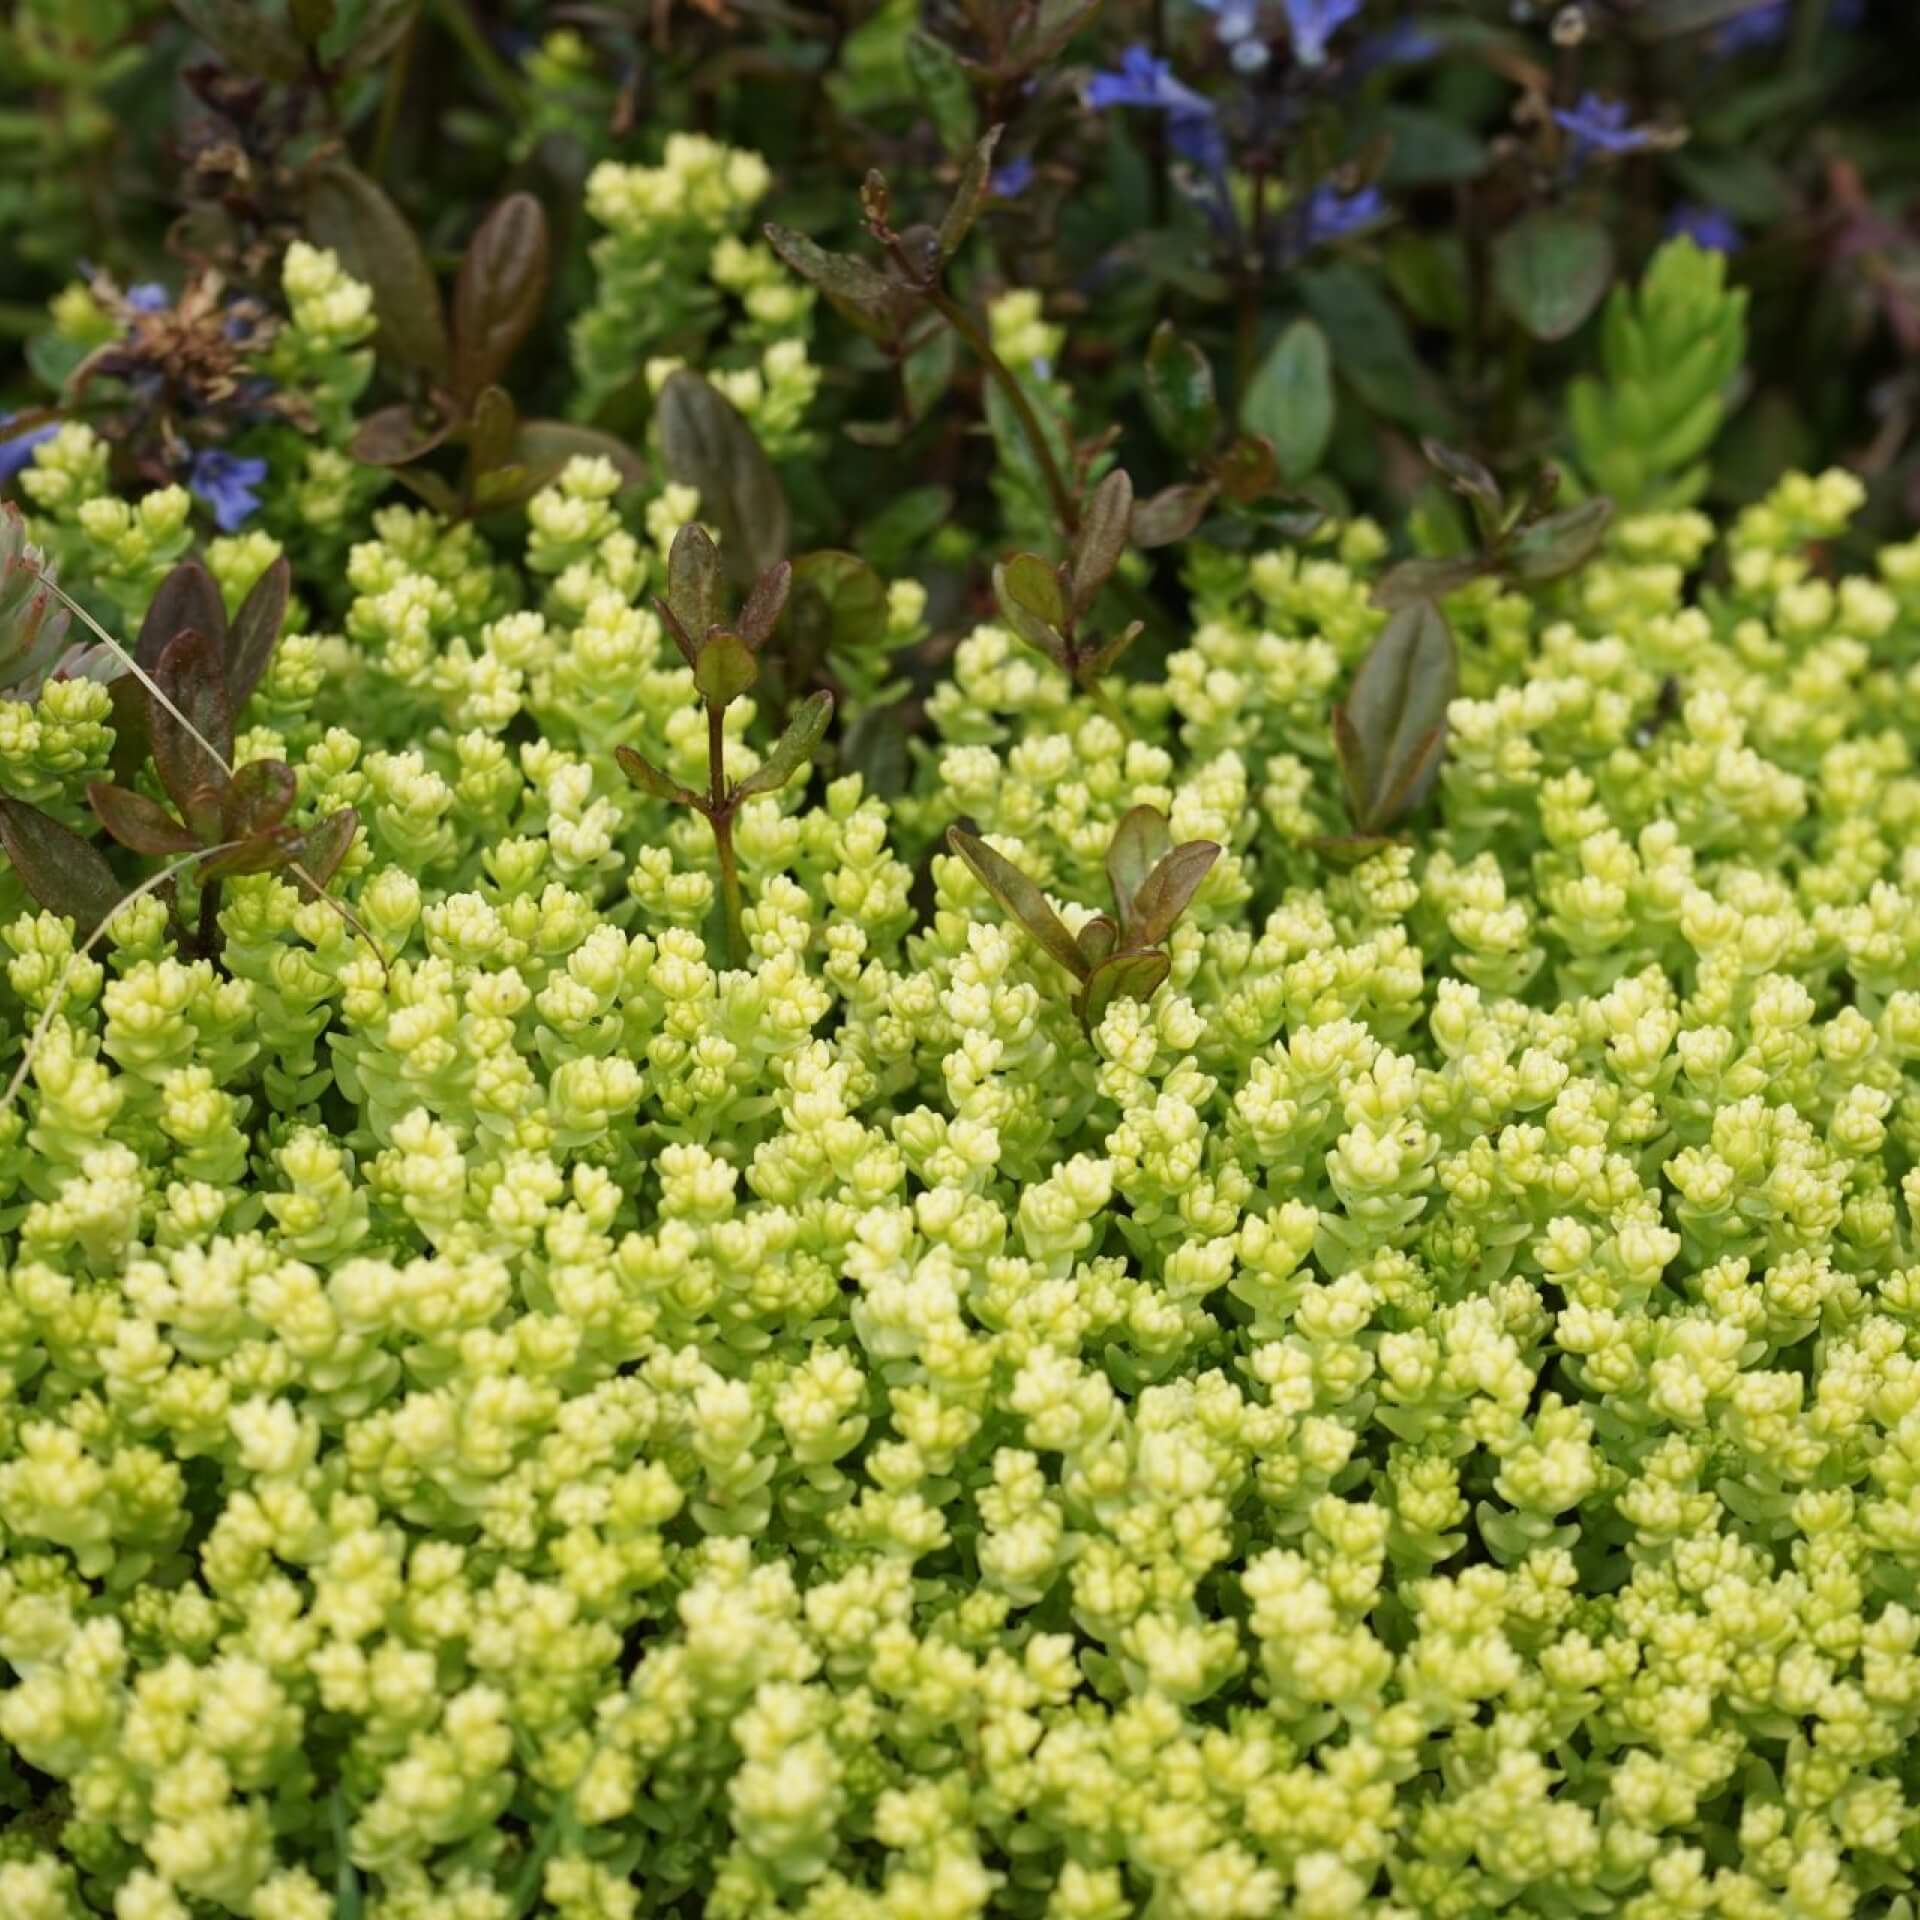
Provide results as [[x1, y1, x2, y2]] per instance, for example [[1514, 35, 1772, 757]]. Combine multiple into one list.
[[8, 4, 1920, 1918]]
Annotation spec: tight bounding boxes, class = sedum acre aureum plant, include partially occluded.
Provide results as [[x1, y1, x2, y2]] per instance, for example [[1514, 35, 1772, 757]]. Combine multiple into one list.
[[7, 155, 1920, 1920]]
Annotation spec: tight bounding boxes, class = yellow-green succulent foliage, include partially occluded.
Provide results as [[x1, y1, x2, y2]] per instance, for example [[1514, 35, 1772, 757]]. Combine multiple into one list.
[[6, 219, 1920, 1920]]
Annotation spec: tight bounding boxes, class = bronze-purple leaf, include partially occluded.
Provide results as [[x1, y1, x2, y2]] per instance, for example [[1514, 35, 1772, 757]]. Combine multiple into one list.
[[87, 781, 201, 856], [946, 826, 1088, 982], [1105, 806, 1172, 937], [1080, 949, 1171, 1028], [138, 558, 227, 673], [221, 759, 298, 840], [1130, 841, 1220, 947], [350, 401, 458, 469], [226, 556, 290, 710], [0, 797, 125, 935], [150, 630, 235, 825], [936, 126, 1002, 262], [1130, 483, 1214, 550], [451, 193, 551, 405], [656, 371, 790, 590], [1070, 469, 1133, 619], [666, 522, 725, 648], [304, 159, 451, 380], [738, 561, 793, 652], [1339, 599, 1457, 832], [284, 807, 361, 894]]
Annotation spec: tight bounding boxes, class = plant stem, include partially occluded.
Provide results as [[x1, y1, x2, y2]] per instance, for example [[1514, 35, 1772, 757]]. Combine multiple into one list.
[[368, 8, 419, 183], [712, 810, 745, 967], [196, 877, 223, 960], [431, 0, 530, 117], [928, 286, 1080, 537]]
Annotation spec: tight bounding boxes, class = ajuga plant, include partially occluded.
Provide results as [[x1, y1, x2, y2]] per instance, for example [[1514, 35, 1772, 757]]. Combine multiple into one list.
[[947, 805, 1219, 1030], [615, 521, 833, 965], [1374, 441, 1615, 609]]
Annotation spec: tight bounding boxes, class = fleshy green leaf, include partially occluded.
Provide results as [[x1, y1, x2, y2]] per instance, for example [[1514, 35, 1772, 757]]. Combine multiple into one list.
[[1130, 841, 1220, 947], [87, 781, 199, 856], [1338, 599, 1457, 832], [1105, 806, 1171, 937], [451, 193, 550, 404], [1244, 320, 1334, 484], [693, 632, 758, 707], [1494, 211, 1615, 344], [304, 159, 451, 380], [1071, 470, 1133, 618], [1144, 323, 1219, 460], [656, 371, 790, 590], [946, 827, 1088, 981], [735, 690, 835, 799], [0, 797, 125, 934], [150, 630, 235, 827], [226, 556, 290, 710]]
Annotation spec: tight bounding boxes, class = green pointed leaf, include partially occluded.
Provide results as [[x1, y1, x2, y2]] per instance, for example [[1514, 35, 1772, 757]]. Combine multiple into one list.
[[150, 630, 234, 826], [226, 556, 290, 710], [1130, 842, 1220, 946], [139, 558, 227, 673], [1071, 470, 1133, 618], [1494, 211, 1615, 344], [906, 33, 979, 156], [1340, 600, 1457, 832], [1077, 913, 1119, 968], [615, 746, 697, 807], [221, 759, 298, 840], [284, 807, 360, 895], [736, 690, 835, 800], [993, 554, 1071, 666], [693, 632, 758, 706], [738, 561, 793, 651], [1144, 323, 1219, 460], [87, 781, 200, 856], [1244, 319, 1334, 484], [937, 127, 1002, 262], [1081, 949, 1170, 1028], [786, 551, 889, 670], [451, 193, 550, 405], [0, 797, 125, 934], [1503, 496, 1614, 584], [1106, 806, 1172, 937], [763, 225, 896, 308], [656, 370, 790, 591], [1082, 620, 1144, 680], [946, 826, 1089, 981], [1371, 553, 1491, 610], [1130, 483, 1213, 549], [667, 523, 725, 648], [304, 159, 451, 380]]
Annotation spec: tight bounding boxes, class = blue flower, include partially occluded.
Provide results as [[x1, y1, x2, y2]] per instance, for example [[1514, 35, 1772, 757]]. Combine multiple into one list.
[[0, 415, 58, 486], [1304, 183, 1388, 246], [188, 449, 268, 532], [125, 283, 171, 313], [1665, 203, 1741, 254], [1195, 0, 1270, 71], [1715, 0, 1860, 55], [1086, 47, 1227, 177], [1283, 0, 1362, 67], [1350, 21, 1442, 72], [991, 157, 1035, 198], [1553, 93, 1656, 165]]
